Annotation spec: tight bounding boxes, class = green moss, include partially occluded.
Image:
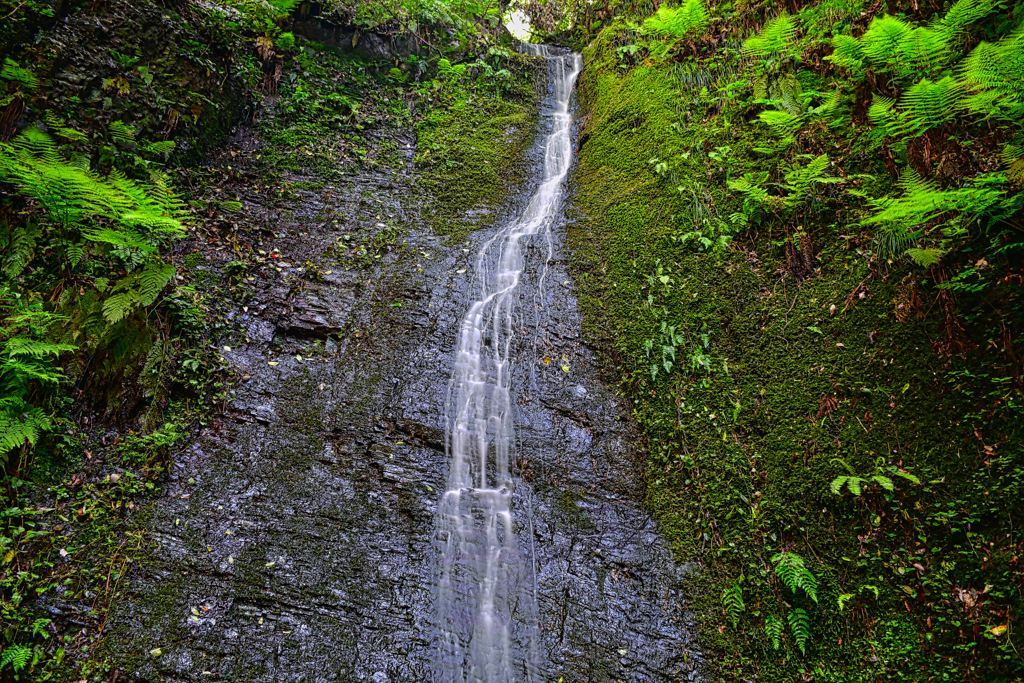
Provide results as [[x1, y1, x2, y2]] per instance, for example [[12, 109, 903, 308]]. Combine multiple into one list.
[[569, 27, 1022, 683], [415, 57, 545, 241]]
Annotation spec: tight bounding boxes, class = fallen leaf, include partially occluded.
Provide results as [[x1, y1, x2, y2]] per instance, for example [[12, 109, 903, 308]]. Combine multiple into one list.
[[150, 648, 162, 657], [990, 624, 1008, 637], [268, 361, 279, 366], [265, 561, 275, 567]]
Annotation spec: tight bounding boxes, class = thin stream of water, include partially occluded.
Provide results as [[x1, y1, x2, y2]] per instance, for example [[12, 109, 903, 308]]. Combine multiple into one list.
[[435, 48, 583, 683]]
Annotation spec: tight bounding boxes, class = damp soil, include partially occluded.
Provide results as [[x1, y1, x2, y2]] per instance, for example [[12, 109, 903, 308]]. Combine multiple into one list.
[[97, 62, 701, 683]]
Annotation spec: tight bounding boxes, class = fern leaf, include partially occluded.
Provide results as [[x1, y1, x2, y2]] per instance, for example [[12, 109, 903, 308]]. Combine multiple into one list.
[[765, 614, 784, 650], [102, 291, 138, 323], [772, 551, 819, 603], [759, 110, 804, 134], [4, 338, 76, 358], [906, 247, 947, 267], [0, 405, 51, 456], [871, 474, 895, 490], [829, 475, 849, 495], [743, 13, 798, 58], [847, 476, 862, 496], [787, 608, 812, 655], [827, 35, 865, 74], [136, 262, 175, 307], [108, 120, 137, 145], [1, 59, 38, 89], [722, 579, 745, 628], [938, 0, 1001, 38], [861, 15, 913, 70], [642, 0, 709, 39], [837, 593, 855, 611]]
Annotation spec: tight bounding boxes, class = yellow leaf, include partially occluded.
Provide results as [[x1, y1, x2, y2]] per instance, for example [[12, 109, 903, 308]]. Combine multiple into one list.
[[990, 624, 1008, 637]]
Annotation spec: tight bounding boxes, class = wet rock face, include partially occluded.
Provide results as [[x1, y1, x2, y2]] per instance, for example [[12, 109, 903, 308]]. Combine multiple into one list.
[[103, 72, 699, 683]]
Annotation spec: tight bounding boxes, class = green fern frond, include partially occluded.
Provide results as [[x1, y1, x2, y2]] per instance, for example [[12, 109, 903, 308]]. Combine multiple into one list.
[[44, 112, 88, 142], [895, 27, 950, 77], [758, 110, 804, 134], [938, 0, 1001, 38], [906, 247, 947, 266], [0, 404, 51, 456], [861, 15, 913, 70], [722, 578, 745, 628], [959, 24, 1024, 121], [765, 614, 784, 650], [136, 262, 176, 307], [81, 227, 159, 253], [837, 593, 855, 611], [101, 291, 139, 324], [787, 607, 812, 655], [642, 0, 709, 39], [108, 120, 137, 145], [4, 338, 76, 358], [1, 59, 38, 89], [772, 551, 819, 603], [743, 13, 798, 58], [827, 34, 865, 74]]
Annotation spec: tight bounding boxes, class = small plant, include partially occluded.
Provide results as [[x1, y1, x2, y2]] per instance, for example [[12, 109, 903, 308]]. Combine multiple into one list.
[[722, 576, 745, 628], [642, 0, 709, 40], [829, 457, 921, 496], [0, 293, 76, 465], [772, 551, 818, 604]]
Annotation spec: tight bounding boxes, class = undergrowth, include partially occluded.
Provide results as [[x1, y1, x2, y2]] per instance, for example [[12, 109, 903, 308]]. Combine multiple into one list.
[[565, 0, 1023, 680]]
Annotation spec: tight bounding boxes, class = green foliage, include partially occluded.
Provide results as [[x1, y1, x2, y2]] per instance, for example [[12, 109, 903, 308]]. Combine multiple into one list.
[[959, 23, 1024, 121], [765, 614, 784, 650], [0, 295, 76, 462], [1, 644, 32, 672], [641, 0, 708, 40], [0, 128, 184, 322], [787, 607, 812, 655], [722, 577, 744, 628], [830, 457, 921, 496], [772, 551, 818, 604], [743, 13, 798, 58], [0, 58, 37, 90]]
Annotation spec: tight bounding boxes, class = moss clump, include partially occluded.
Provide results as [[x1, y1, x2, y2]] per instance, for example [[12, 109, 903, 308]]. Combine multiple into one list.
[[568, 23, 1022, 683]]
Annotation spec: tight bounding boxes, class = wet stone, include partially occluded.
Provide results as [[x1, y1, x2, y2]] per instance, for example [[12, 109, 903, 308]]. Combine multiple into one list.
[[101, 56, 701, 683]]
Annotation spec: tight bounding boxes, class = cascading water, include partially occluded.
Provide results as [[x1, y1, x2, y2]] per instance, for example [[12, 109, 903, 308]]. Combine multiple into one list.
[[435, 48, 583, 682]]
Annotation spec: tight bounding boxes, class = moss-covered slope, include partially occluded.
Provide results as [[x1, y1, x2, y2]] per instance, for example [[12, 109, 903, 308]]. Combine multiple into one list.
[[567, 7, 1023, 682]]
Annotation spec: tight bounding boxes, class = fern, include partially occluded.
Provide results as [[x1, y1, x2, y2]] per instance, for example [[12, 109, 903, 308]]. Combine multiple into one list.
[[865, 168, 1015, 239], [830, 457, 921, 496], [1, 221, 40, 278], [0, 643, 32, 672], [765, 614, 785, 650], [827, 34, 865, 73], [137, 262, 176, 307], [108, 120, 137, 145], [743, 13, 798, 58], [938, 0, 1001, 37], [861, 15, 913, 71], [787, 607, 812, 655], [772, 551, 818, 603], [722, 577, 745, 628], [906, 247, 947, 267], [1, 59, 38, 89], [959, 23, 1024, 122], [642, 0, 709, 39]]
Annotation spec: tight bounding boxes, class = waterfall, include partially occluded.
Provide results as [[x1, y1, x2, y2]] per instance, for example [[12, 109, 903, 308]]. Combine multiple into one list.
[[435, 49, 583, 682]]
